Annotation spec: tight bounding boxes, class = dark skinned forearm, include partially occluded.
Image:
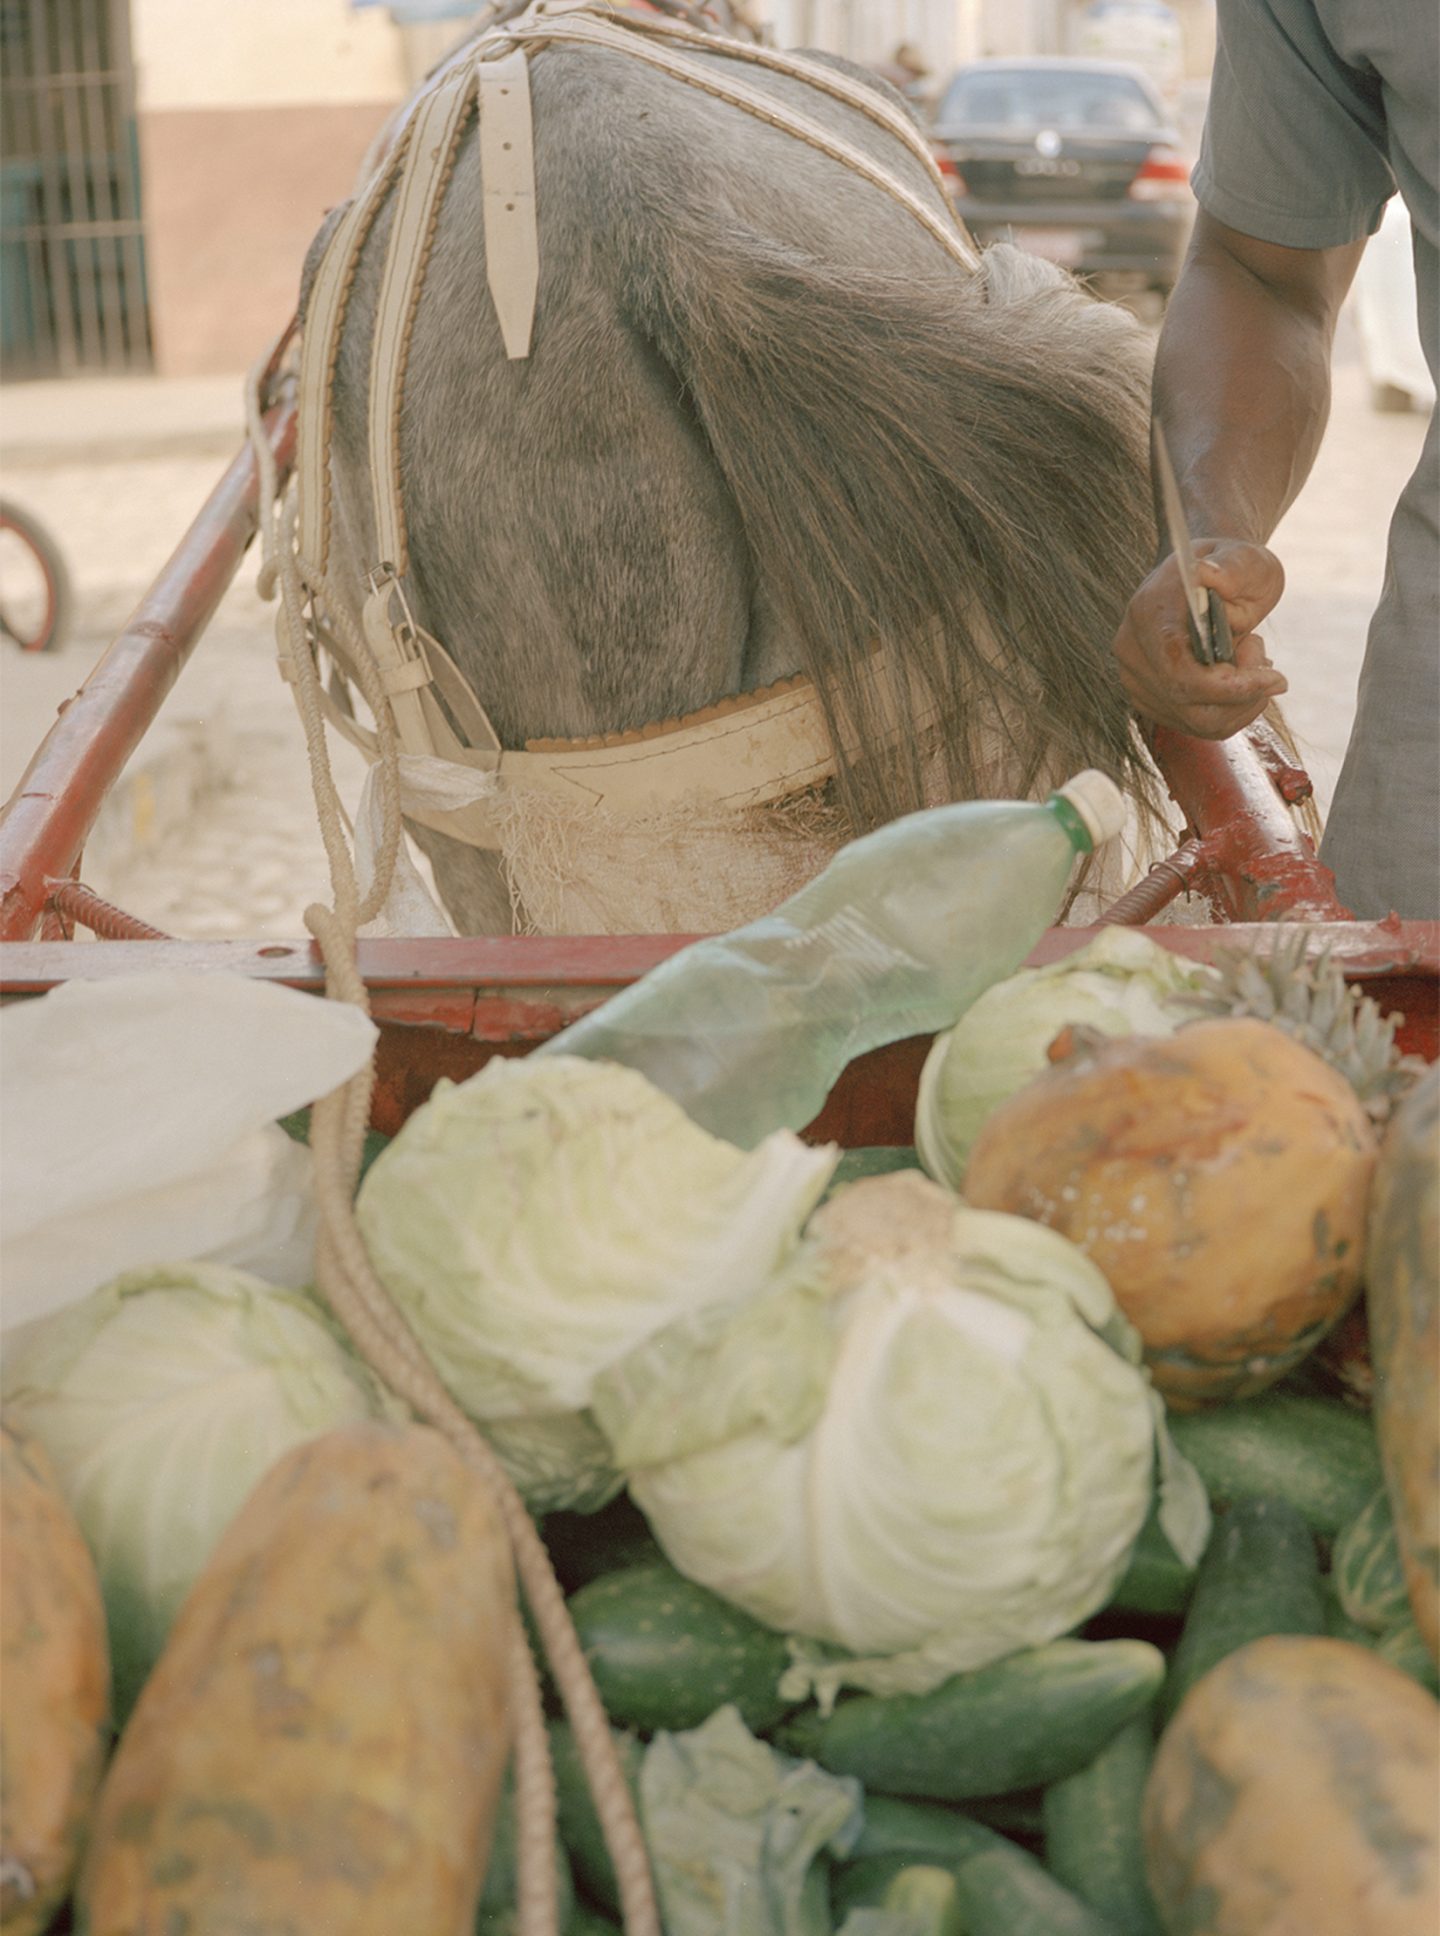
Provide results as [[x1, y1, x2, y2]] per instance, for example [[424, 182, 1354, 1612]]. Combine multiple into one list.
[[1151, 211, 1366, 552], [1109, 212, 1367, 738]]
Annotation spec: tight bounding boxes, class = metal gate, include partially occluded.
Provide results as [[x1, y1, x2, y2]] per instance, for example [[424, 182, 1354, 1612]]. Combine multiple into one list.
[[0, 0, 152, 377]]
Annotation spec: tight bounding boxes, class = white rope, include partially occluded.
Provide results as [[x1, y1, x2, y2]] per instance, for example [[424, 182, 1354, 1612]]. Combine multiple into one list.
[[243, 359, 660, 1936]]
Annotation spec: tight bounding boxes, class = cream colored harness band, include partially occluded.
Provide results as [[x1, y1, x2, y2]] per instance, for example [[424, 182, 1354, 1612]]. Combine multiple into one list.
[[291, 0, 977, 853], [504, 9, 978, 276]]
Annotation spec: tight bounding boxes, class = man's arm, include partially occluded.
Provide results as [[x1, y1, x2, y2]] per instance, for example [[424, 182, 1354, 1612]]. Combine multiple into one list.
[[1112, 210, 1368, 739]]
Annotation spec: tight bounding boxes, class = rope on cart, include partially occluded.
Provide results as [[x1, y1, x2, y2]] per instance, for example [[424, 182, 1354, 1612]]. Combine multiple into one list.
[[244, 363, 660, 1936]]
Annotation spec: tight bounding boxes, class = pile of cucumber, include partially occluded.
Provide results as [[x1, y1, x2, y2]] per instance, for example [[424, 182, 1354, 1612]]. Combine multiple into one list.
[[518, 1385, 1434, 1936]]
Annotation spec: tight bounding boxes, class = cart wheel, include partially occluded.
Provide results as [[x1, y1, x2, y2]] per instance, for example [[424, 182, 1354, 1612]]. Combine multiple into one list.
[[0, 498, 72, 653]]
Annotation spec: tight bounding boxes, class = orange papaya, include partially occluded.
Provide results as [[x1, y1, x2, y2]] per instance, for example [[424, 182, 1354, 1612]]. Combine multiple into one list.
[[1144, 1634, 1439, 1936], [78, 1422, 515, 1935], [1, 1419, 110, 1936], [1366, 1065, 1439, 1662]]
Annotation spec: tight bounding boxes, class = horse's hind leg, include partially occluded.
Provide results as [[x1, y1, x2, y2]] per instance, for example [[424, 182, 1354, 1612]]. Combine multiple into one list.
[[405, 825, 515, 933]]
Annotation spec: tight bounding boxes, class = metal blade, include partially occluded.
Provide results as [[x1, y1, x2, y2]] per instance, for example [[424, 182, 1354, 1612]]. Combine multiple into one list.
[[1152, 422, 1213, 662]]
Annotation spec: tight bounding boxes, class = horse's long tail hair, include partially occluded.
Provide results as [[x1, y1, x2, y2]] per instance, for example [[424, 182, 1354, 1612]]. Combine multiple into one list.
[[636, 227, 1165, 834]]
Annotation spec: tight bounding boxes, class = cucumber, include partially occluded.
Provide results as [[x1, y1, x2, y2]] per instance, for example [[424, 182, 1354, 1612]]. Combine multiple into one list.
[[962, 1792, 1045, 1842], [851, 1794, 1018, 1866], [1167, 1392, 1382, 1538], [567, 1557, 793, 1734], [549, 1721, 643, 1918], [475, 1773, 576, 1933], [1159, 1496, 1324, 1726], [277, 1107, 390, 1182], [832, 1859, 963, 1933], [543, 1492, 662, 1594], [775, 1638, 1164, 1802], [568, 1912, 621, 1936], [1323, 1580, 1381, 1649], [1332, 1484, 1413, 1632], [822, 1146, 924, 1199], [873, 1866, 964, 1935], [837, 1807, 1116, 1936], [1042, 1717, 1163, 1936], [1105, 1504, 1203, 1618], [1375, 1617, 1440, 1694]]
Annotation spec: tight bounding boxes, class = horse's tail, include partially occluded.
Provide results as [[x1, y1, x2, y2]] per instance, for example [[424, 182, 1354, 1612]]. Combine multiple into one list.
[[634, 227, 1163, 833]]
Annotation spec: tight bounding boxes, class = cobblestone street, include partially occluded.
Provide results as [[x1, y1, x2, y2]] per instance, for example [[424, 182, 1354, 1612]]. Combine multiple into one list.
[[1, 400, 373, 940], [1, 311, 1428, 939]]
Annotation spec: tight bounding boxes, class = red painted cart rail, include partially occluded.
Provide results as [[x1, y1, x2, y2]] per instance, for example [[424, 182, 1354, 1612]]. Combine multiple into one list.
[[2, 924, 1435, 1142]]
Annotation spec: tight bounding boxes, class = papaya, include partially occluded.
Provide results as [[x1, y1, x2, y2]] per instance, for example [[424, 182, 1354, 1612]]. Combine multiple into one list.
[[77, 1422, 514, 1934], [964, 1019, 1378, 1405], [1365, 1064, 1439, 1662], [1, 1419, 110, 1936], [1144, 1634, 1439, 1936]]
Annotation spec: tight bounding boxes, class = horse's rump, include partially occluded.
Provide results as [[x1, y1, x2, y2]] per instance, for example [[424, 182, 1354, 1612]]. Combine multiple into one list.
[[313, 24, 1164, 933]]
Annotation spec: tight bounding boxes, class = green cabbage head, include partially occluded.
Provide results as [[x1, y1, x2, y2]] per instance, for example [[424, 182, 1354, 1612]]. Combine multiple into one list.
[[355, 1055, 837, 1513], [0, 1262, 400, 1720], [914, 926, 1212, 1188], [594, 1173, 1208, 1705]]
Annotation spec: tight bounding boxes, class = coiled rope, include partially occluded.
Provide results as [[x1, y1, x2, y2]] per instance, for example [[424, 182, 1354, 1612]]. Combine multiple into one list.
[[244, 362, 660, 1936]]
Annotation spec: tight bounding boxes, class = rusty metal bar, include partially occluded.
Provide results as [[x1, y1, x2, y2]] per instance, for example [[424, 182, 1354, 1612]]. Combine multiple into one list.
[[1149, 725, 1351, 923], [45, 878, 174, 940], [0, 386, 297, 941], [1095, 837, 1208, 926]]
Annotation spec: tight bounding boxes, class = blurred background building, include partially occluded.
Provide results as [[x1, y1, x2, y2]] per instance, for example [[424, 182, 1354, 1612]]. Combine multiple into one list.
[[0, 0, 1213, 382]]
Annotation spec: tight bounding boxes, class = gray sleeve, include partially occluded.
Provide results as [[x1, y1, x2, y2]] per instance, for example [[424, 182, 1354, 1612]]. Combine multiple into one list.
[[1192, 0, 1396, 249]]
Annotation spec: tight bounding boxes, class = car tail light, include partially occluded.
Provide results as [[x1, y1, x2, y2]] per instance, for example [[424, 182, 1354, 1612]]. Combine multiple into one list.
[[1129, 145, 1191, 201], [934, 151, 968, 197]]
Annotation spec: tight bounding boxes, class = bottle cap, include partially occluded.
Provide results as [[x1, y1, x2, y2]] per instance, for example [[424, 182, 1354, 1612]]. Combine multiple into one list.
[[1055, 770, 1126, 850]]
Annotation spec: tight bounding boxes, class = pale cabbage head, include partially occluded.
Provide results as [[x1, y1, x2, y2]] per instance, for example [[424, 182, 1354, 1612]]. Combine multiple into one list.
[[355, 1055, 837, 1512], [0, 1261, 399, 1719], [915, 927, 1211, 1188], [595, 1173, 1208, 1703]]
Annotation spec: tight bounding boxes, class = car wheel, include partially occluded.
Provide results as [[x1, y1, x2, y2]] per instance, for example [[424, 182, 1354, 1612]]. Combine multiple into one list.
[[1370, 379, 1415, 414]]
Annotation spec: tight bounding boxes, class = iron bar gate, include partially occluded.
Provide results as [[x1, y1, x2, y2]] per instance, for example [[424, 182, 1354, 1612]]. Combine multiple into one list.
[[0, 0, 151, 377]]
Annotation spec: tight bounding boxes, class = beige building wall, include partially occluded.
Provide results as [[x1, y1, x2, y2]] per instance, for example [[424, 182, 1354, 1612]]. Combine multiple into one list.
[[137, 101, 398, 376], [131, 0, 420, 375], [760, 0, 981, 89]]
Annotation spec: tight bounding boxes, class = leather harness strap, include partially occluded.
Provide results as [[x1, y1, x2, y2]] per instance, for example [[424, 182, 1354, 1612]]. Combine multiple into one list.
[[314, 655, 943, 853], [296, 124, 413, 577], [367, 60, 478, 578], [506, 8, 979, 274], [478, 49, 541, 360]]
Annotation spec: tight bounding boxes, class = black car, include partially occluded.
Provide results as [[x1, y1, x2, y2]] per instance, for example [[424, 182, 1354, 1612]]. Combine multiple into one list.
[[931, 58, 1193, 296]]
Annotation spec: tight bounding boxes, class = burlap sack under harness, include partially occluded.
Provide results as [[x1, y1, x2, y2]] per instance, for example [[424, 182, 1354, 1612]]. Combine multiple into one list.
[[287, 1, 1005, 934]]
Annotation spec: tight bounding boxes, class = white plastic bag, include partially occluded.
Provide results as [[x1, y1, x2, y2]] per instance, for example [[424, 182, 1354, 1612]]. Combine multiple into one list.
[[354, 752, 500, 937], [0, 974, 376, 1330]]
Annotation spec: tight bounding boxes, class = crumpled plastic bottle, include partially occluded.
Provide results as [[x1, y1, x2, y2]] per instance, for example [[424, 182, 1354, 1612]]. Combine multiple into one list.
[[539, 771, 1126, 1149]]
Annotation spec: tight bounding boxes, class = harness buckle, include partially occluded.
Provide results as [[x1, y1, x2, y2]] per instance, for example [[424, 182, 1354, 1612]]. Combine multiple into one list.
[[364, 562, 421, 650]]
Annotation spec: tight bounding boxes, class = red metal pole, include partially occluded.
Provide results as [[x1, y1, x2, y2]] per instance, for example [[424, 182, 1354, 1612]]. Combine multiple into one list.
[[0, 394, 297, 941], [44, 879, 174, 941], [1149, 725, 1352, 923]]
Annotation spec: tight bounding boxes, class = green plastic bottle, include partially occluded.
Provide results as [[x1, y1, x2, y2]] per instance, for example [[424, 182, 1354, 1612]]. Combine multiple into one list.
[[539, 771, 1124, 1148]]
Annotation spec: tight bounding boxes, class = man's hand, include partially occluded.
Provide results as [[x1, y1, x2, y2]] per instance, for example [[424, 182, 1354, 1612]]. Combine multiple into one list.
[[1112, 538, 1289, 739]]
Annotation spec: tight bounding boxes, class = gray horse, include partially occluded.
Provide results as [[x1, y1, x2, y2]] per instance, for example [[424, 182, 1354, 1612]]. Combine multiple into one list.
[[305, 21, 1158, 933]]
